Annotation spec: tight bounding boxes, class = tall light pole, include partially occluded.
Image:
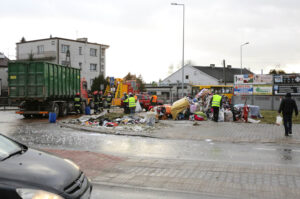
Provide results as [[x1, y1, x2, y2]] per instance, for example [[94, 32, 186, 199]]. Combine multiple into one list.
[[171, 2, 185, 98], [240, 42, 249, 74]]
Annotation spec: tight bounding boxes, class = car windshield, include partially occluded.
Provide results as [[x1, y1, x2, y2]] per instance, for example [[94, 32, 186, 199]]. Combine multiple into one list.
[[0, 135, 22, 160]]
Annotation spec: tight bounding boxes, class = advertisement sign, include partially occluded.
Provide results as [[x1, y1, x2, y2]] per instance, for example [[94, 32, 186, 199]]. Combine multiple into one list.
[[274, 74, 300, 84], [234, 85, 253, 95], [253, 85, 273, 95], [234, 74, 254, 84], [253, 75, 273, 84], [274, 85, 300, 95]]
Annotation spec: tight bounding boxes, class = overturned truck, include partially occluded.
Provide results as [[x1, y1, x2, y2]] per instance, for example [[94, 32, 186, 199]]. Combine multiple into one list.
[[8, 61, 87, 118]]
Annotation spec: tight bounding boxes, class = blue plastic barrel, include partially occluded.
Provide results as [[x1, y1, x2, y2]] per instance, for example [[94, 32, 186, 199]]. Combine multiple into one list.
[[49, 112, 57, 123], [85, 106, 91, 115]]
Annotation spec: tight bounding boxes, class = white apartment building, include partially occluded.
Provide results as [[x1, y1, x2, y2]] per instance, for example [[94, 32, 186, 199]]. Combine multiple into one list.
[[16, 37, 109, 90]]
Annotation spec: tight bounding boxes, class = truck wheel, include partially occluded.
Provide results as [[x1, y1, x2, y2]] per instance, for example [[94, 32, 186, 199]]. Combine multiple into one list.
[[52, 103, 60, 117], [60, 103, 68, 117], [23, 114, 31, 119]]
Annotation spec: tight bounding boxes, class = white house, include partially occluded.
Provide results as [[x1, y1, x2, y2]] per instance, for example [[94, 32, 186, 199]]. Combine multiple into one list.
[[149, 64, 252, 102], [161, 64, 252, 86], [16, 37, 109, 90]]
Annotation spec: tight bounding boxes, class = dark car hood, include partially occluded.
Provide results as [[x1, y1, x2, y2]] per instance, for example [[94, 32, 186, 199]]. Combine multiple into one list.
[[0, 148, 80, 192]]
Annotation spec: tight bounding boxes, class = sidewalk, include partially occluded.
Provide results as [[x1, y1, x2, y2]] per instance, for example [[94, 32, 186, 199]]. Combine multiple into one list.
[[45, 148, 300, 199]]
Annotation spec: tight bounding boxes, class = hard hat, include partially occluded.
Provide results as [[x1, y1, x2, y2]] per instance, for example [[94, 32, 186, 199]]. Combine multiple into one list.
[[99, 91, 103, 94], [93, 91, 98, 95], [76, 92, 80, 96]]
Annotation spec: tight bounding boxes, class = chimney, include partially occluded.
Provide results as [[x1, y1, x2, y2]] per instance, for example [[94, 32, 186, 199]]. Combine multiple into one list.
[[76, 38, 88, 42], [227, 65, 231, 69], [210, 64, 215, 68]]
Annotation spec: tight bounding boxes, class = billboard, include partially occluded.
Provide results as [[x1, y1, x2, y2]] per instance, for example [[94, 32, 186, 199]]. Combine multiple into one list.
[[234, 74, 273, 84], [274, 85, 300, 95], [234, 74, 254, 84], [253, 75, 273, 84], [274, 74, 300, 84], [253, 85, 273, 95], [234, 85, 253, 95]]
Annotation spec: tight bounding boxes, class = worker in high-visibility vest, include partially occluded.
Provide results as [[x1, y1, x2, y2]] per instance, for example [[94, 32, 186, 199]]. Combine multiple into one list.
[[98, 91, 103, 112], [150, 94, 157, 106], [106, 92, 113, 109], [128, 93, 136, 115], [122, 92, 129, 114], [93, 91, 99, 114], [74, 92, 82, 114], [210, 92, 222, 122]]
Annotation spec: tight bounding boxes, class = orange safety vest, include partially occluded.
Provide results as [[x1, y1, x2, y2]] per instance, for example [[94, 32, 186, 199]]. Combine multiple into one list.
[[152, 95, 157, 103]]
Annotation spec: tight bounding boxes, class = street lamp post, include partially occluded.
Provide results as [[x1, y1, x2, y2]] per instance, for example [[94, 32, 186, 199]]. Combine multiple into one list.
[[171, 2, 185, 98], [240, 42, 249, 74]]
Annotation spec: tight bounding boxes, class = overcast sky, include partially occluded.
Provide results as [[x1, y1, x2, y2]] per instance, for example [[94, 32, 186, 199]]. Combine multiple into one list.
[[1, 0, 300, 82]]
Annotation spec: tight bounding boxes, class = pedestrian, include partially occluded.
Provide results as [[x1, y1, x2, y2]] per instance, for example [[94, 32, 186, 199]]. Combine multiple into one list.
[[128, 93, 136, 116], [278, 93, 298, 136], [74, 92, 81, 114], [210, 92, 222, 122]]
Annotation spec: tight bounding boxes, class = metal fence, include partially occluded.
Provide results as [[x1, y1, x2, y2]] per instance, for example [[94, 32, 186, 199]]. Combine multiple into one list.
[[0, 97, 18, 110], [232, 95, 300, 111]]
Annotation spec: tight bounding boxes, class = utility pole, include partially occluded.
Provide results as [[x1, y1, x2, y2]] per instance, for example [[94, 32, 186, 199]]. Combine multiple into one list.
[[223, 60, 226, 85]]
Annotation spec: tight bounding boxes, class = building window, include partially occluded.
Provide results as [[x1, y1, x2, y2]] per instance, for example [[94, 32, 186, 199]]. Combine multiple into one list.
[[185, 75, 189, 80], [90, 63, 97, 71], [37, 45, 44, 54], [51, 40, 55, 45], [61, 44, 70, 53], [79, 47, 82, 55], [79, 62, 82, 69], [100, 64, 104, 72], [90, 48, 97, 57], [101, 49, 105, 57]]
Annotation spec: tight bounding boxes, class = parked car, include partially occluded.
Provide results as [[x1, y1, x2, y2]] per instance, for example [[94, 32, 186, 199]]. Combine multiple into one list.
[[0, 133, 92, 199]]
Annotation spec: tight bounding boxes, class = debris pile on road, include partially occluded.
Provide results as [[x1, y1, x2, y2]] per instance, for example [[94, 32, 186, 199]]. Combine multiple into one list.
[[149, 88, 262, 123], [64, 111, 163, 132]]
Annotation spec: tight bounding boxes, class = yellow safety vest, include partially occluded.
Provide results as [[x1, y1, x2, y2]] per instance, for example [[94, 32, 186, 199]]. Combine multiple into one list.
[[129, 97, 136, 108], [212, 95, 222, 107]]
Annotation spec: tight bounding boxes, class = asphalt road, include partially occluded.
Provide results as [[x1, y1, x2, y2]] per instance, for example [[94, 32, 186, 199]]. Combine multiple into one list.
[[1, 111, 300, 198]]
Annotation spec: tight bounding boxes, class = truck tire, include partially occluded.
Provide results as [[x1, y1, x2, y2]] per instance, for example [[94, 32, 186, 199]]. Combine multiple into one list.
[[23, 114, 31, 119], [51, 103, 60, 117], [60, 103, 68, 117]]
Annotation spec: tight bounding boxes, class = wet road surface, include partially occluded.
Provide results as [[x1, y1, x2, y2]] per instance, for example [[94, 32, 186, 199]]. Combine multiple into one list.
[[1, 111, 300, 198]]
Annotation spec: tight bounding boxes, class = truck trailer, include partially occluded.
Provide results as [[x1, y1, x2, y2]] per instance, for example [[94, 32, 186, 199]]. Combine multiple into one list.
[[8, 61, 88, 118]]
